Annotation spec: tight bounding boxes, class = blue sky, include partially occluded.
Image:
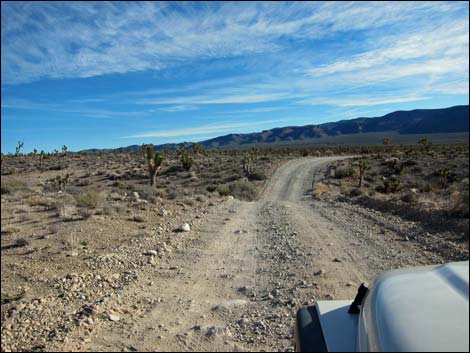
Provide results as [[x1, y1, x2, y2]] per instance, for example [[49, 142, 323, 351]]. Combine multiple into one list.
[[1, 1, 469, 153]]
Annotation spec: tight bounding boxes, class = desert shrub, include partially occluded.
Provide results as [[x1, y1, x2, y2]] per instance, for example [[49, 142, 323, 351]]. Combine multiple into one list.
[[166, 187, 178, 200], [401, 192, 418, 204], [110, 181, 126, 189], [403, 159, 417, 167], [64, 185, 81, 195], [335, 166, 354, 179], [184, 171, 197, 179], [451, 190, 469, 217], [411, 166, 423, 174], [103, 203, 126, 215], [229, 181, 257, 201], [414, 180, 432, 193], [103, 204, 115, 215], [377, 177, 402, 194], [1, 179, 28, 194], [128, 215, 145, 222], [217, 185, 231, 196], [75, 190, 105, 209], [133, 184, 158, 202], [183, 198, 195, 206], [312, 182, 330, 198], [43, 182, 60, 193], [1, 226, 20, 235], [1, 167, 17, 175], [461, 178, 469, 189], [27, 196, 55, 209], [76, 178, 92, 187], [196, 195, 206, 203], [349, 188, 364, 197], [57, 202, 77, 220], [164, 165, 181, 175], [248, 171, 267, 181], [14, 238, 30, 248], [222, 174, 239, 183], [106, 172, 121, 180], [48, 224, 59, 234], [48, 163, 67, 171], [206, 185, 217, 193], [78, 207, 93, 219]]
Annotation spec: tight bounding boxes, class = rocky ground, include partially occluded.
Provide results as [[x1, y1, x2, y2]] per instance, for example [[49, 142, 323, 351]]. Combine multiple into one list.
[[1, 151, 468, 352]]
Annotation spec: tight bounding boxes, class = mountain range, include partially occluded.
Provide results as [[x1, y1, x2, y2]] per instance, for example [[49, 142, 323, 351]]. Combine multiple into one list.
[[82, 105, 469, 152]]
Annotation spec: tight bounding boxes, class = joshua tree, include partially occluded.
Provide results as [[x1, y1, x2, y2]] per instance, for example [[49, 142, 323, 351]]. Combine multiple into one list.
[[356, 160, 369, 188], [382, 137, 392, 153], [180, 152, 193, 171], [39, 150, 45, 166], [33, 149, 37, 156], [192, 143, 203, 155], [15, 141, 24, 156], [242, 155, 254, 176], [144, 144, 163, 186], [141, 143, 151, 158], [383, 176, 402, 193], [62, 145, 68, 158], [176, 144, 193, 171], [438, 168, 450, 189], [418, 137, 431, 153], [242, 148, 259, 176]]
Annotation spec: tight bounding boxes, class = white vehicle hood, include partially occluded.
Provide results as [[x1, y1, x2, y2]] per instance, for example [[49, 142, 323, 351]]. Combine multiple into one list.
[[358, 261, 469, 352]]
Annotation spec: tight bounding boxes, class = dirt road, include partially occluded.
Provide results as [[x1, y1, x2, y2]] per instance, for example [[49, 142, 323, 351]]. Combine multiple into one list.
[[71, 157, 443, 352]]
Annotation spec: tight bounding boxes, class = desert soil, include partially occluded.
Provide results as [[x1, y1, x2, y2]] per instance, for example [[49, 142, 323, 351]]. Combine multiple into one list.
[[49, 157, 454, 352]]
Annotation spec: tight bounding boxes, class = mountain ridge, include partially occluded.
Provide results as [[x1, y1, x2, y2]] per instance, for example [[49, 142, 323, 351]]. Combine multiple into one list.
[[82, 105, 469, 152]]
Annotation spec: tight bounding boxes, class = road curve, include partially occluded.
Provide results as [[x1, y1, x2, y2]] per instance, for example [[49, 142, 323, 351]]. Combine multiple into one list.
[[73, 157, 430, 352]]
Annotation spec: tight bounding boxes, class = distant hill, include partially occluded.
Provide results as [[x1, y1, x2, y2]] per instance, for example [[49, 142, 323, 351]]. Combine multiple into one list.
[[81, 105, 469, 152], [199, 105, 469, 148]]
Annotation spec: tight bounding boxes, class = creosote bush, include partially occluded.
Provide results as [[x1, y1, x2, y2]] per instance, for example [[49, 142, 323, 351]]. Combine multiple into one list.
[[217, 185, 231, 196], [229, 181, 257, 201], [74, 190, 105, 209]]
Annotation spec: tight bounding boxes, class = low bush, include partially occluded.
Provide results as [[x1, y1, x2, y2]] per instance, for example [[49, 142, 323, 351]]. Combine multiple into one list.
[[217, 185, 231, 197], [335, 166, 355, 179], [1, 179, 28, 194], [401, 192, 418, 204], [377, 177, 402, 194], [248, 171, 267, 181], [75, 190, 105, 209], [229, 181, 257, 201], [206, 185, 217, 193], [349, 188, 364, 197]]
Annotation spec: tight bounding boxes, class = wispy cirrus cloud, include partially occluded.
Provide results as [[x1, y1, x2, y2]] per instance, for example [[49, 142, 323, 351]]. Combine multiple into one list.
[[123, 119, 290, 138], [298, 95, 430, 107], [307, 20, 468, 77], [2, 1, 467, 85], [135, 92, 293, 106], [1, 98, 151, 119]]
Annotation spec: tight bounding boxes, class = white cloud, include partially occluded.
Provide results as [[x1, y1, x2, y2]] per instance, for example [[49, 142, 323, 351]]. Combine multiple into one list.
[[298, 95, 430, 107], [1, 98, 150, 119], [123, 119, 290, 138], [2, 1, 467, 85]]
